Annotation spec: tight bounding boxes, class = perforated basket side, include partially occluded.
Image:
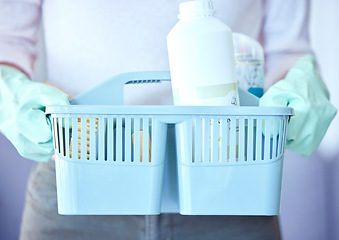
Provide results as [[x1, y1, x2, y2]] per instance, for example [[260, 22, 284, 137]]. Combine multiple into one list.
[[50, 112, 168, 215], [51, 114, 167, 165], [175, 113, 290, 215], [175, 114, 289, 165]]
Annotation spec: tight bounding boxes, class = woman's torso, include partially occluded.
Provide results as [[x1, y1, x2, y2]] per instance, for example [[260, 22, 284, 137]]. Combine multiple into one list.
[[42, 0, 264, 103]]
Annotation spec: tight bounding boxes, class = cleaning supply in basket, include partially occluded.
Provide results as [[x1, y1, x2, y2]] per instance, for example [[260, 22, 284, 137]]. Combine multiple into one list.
[[167, 0, 239, 106], [70, 118, 98, 160], [132, 131, 152, 162], [233, 33, 264, 98]]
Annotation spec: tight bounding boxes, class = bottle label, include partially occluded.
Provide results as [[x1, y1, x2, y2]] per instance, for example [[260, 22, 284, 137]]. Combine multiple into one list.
[[195, 83, 238, 99], [173, 82, 239, 106]]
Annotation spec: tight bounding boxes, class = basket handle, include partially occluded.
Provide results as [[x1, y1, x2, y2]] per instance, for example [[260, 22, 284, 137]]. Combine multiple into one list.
[[70, 71, 258, 106], [70, 71, 171, 105]]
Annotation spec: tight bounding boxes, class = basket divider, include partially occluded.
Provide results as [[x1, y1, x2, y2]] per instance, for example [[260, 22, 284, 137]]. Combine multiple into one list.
[[212, 118, 219, 163], [89, 117, 96, 161], [217, 118, 222, 162], [55, 118, 61, 154], [256, 118, 262, 161], [80, 117, 87, 160], [65, 117, 70, 159], [272, 118, 278, 159], [116, 117, 123, 162], [221, 118, 227, 162], [133, 118, 141, 163], [72, 117, 78, 160], [142, 117, 150, 163], [125, 117, 132, 163], [203, 118, 210, 163], [194, 118, 202, 163], [187, 120, 193, 164], [52, 118, 57, 154], [151, 118, 157, 164], [58, 118, 64, 157], [107, 117, 114, 161], [264, 118, 271, 160], [282, 117, 288, 153], [238, 118, 245, 162], [247, 118, 254, 162], [277, 119, 283, 156], [98, 118, 105, 161], [230, 117, 237, 162]]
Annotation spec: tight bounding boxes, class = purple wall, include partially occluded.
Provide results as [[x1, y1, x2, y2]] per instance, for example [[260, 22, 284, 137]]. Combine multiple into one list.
[[0, 134, 34, 240]]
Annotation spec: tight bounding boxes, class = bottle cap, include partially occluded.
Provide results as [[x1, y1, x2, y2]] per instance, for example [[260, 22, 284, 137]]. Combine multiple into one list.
[[178, 1, 215, 19]]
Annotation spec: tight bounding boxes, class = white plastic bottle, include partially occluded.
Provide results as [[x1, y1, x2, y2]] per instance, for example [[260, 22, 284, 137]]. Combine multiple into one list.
[[233, 32, 264, 98], [167, 0, 239, 106]]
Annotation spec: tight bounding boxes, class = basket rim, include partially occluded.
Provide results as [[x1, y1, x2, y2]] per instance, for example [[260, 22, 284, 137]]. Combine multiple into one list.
[[46, 105, 293, 116]]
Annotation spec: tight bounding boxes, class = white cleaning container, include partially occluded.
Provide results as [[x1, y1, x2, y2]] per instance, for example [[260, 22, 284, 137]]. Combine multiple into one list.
[[167, 0, 239, 106], [233, 32, 265, 98]]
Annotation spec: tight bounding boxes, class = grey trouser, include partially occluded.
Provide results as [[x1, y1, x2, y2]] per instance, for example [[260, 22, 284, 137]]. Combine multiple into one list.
[[20, 160, 281, 240]]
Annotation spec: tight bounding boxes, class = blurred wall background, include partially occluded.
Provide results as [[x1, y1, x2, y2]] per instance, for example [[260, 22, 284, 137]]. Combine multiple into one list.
[[1, 1, 338, 239], [0, 25, 46, 240], [279, 1, 339, 239]]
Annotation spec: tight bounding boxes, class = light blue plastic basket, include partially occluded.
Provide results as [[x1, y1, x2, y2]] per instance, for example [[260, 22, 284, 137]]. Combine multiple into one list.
[[46, 71, 293, 216]]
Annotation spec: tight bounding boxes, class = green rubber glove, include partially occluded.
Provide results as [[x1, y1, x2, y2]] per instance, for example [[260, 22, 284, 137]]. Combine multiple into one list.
[[0, 65, 70, 162], [260, 55, 337, 157]]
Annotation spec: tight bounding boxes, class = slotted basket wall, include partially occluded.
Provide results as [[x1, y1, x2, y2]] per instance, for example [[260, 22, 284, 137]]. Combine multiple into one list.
[[175, 109, 289, 215], [49, 108, 168, 215]]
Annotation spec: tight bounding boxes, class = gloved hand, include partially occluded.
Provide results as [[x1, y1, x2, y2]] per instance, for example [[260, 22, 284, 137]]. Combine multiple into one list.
[[0, 65, 70, 162], [260, 54, 337, 158]]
